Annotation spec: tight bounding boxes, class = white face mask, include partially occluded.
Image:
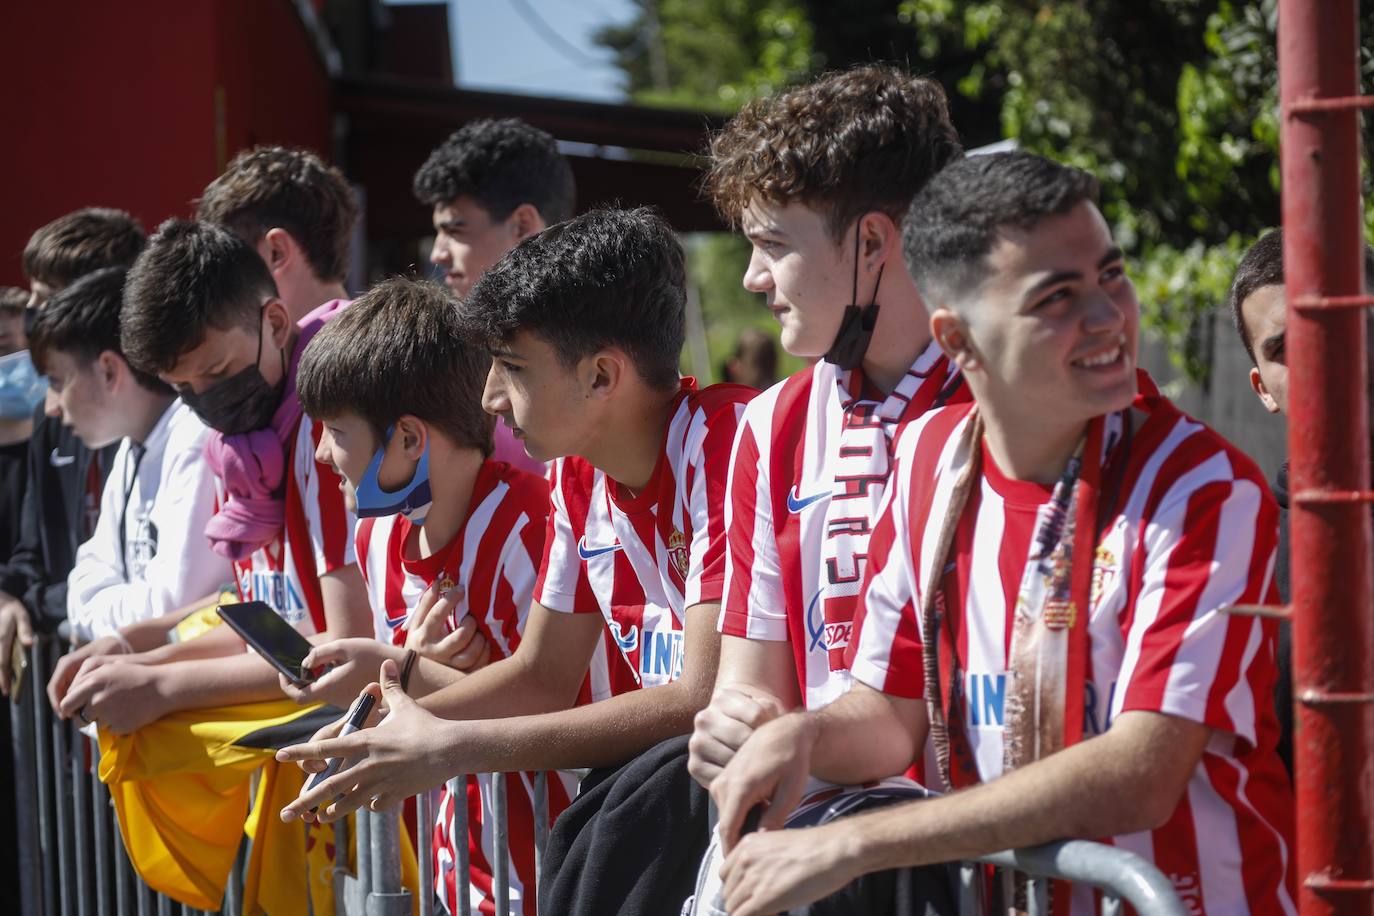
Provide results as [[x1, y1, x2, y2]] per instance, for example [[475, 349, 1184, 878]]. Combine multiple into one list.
[[0, 350, 47, 420]]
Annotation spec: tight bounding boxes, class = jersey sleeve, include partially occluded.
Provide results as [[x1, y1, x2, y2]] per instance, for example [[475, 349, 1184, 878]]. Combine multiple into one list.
[[718, 401, 789, 640], [533, 458, 597, 614], [1114, 451, 1281, 750], [846, 448, 926, 700], [300, 417, 356, 576], [684, 397, 747, 609]]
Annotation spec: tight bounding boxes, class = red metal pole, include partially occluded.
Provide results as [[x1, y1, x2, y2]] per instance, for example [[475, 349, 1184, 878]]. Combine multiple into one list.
[[1278, 1, 1374, 912]]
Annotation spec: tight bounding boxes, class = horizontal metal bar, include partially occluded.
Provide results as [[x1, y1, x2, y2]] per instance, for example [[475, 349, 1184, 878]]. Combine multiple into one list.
[[1299, 689, 1374, 705], [1293, 294, 1374, 310], [1292, 489, 1374, 505], [1226, 603, 1290, 619], [975, 840, 1187, 916], [1288, 94, 1374, 113]]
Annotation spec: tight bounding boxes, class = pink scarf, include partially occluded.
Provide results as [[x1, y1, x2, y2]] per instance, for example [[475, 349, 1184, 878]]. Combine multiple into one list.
[[203, 299, 347, 560]]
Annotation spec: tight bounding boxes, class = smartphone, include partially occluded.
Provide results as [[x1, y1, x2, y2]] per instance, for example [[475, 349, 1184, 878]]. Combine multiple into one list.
[[215, 601, 318, 686], [303, 691, 377, 814]]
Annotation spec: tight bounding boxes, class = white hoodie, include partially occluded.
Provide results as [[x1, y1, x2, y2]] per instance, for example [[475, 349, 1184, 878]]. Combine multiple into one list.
[[66, 399, 231, 642]]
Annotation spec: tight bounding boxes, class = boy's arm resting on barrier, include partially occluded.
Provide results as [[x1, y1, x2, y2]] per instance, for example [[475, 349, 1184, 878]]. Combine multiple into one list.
[[278, 602, 721, 823], [711, 680, 925, 850], [317, 564, 378, 640], [716, 709, 1210, 916], [688, 633, 799, 788], [58, 648, 299, 734]]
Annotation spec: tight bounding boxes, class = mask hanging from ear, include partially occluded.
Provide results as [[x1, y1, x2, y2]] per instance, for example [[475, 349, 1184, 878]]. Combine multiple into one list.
[[353, 426, 434, 524], [824, 224, 886, 370]]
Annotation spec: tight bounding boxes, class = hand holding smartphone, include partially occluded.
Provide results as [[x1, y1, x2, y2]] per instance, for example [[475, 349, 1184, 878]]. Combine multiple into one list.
[[302, 691, 377, 814]]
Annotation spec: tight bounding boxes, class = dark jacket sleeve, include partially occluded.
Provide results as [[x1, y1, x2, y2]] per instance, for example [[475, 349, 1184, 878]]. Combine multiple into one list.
[[4, 426, 64, 631]]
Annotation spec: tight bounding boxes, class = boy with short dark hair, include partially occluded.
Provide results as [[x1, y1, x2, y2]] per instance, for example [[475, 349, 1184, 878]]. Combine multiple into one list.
[[413, 118, 576, 300], [51, 220, 370, 733], [711, 152, 1294, 916], [21, 207, 147, 308], [288, 276, 603, 914], [197, 146, 359, 322], [27, 267, 228, 643], [279, 207, 755, 914]]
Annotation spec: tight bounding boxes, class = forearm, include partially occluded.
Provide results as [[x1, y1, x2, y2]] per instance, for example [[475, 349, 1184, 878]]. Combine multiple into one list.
[[156, 653, 287, 712], [448, 677, 706, 773], [416, 650, 574, 720], [837, 722, 1195, 875], [806, 685, 923, 786]]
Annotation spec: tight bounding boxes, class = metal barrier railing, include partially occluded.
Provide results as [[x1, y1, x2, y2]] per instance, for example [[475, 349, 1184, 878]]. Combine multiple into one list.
[[963, 841, 1188, 916], [12, 633, 244, 916], [13, 631, 1185, 916]]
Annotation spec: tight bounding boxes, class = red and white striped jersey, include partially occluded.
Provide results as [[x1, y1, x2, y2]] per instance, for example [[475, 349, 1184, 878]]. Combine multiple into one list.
[[534, 379, 754, 694], [227, 415, 355, 635], [354, 460, 607, 916], [718, 342, 965, 710], [850, 387, 1296, 915]]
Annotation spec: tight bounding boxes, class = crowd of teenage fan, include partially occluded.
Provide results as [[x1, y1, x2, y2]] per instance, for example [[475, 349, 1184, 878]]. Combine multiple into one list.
[[0, 62, 1342, 915]]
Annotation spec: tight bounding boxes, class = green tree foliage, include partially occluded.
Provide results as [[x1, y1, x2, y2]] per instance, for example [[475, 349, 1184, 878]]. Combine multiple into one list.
[[601, 0, 1374, 383]]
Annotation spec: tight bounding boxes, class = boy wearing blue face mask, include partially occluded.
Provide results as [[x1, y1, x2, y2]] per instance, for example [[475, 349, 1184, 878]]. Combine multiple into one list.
[[0, 286, 42, 560], [285, 277, 609, 915]]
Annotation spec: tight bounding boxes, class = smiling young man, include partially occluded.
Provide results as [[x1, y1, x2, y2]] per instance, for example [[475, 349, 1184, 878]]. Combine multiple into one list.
[[286, 276, 592, 915], [709, 152, 1295, 916], [688, 65, 967, 798], [278, 207, 755, 914], [49, 220, 370, 733], [27, 267, 228, 646]]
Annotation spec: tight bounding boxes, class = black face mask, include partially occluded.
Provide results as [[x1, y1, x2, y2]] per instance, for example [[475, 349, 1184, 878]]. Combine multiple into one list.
[[182, 309, 287, 435], [823, 224, 886, 370]]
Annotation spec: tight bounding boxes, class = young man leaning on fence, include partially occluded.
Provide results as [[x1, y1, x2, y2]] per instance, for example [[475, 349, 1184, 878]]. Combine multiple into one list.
[[286, 275, 613, 914], [707, 152, 1296, 916], [278, 206, 757, 915]]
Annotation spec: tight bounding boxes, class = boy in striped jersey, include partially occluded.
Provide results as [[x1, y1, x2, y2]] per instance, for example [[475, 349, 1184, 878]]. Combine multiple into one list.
[[285, 276, 591, 914], [280, 208, 754, 912], [711, 153, 1295, 915], [688, 65, 967, 790]]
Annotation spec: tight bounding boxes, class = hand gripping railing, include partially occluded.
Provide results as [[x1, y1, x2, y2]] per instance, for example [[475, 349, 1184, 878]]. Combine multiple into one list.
[[963, 840, 1188, 916]]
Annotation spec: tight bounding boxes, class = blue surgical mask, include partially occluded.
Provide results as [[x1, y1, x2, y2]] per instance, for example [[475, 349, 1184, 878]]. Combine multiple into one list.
[[0, 350, 47, 421], [353, 426, 433, 524]]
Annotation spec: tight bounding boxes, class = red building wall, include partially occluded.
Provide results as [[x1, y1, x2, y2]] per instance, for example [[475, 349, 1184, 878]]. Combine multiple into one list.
[[0, 0, 332, 287]]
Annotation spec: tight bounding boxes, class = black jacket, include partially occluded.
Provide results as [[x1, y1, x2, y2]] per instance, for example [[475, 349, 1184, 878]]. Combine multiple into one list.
[[0, 410, 117, 631]]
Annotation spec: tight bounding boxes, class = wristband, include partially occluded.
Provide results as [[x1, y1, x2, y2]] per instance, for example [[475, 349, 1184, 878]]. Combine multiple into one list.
[[400, 648, 418, 694]]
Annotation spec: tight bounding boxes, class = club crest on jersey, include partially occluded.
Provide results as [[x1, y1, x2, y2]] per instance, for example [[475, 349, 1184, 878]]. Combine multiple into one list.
[[1091, 546, 1118, 610], [667, 529, 689, 579]]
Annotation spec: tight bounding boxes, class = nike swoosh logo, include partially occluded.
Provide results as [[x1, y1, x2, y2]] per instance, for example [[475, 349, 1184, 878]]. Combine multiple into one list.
[[49, 449, 75, 468], [787, 488, 827, 513], [577, 536, 623, 561]]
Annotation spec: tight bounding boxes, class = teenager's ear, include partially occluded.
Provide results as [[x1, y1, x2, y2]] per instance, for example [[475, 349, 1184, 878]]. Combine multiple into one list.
[[258, 228, 298, 276], [507, 203, 546, 242], [1249, 367, 1282, 414], [857, 211, 900, 275], [263, 298, 294, 350], [931, 308, 978, 372], [586, 350, 625, 401], [393, 415, 429, 458], [96, 350, 124, 392]]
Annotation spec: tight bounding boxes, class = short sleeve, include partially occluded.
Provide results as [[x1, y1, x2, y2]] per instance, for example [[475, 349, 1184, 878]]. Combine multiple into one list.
[[717, 403, 789, 640], [684, 398, 746, 609], [533, 458, 597, 614]]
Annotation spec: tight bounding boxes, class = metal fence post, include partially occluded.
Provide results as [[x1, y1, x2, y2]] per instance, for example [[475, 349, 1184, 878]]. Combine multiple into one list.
[[416, 789, 435, 916], [366, 807, 411, 915], [452, 775, 470, 916], [533, 770, 548, 891], [491, 772, 510, 916]]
